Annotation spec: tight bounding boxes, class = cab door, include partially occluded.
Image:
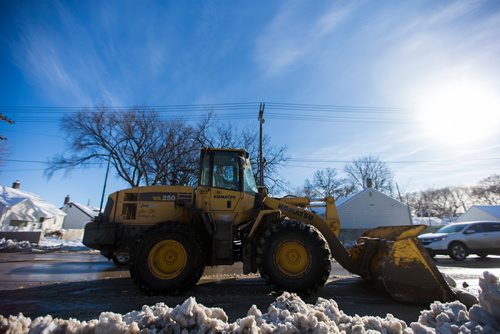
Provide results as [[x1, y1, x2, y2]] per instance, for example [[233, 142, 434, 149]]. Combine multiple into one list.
[[196, 149, 257, 225], [197, 150, 243, 221], [210, 154, 242, 212]]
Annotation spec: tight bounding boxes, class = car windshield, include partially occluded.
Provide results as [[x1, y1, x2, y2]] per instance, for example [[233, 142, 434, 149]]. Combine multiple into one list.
[[436, 224, 468, 233]]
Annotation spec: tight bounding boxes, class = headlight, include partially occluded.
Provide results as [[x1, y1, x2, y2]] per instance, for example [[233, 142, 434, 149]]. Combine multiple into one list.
[[427, 236, 447, 242]]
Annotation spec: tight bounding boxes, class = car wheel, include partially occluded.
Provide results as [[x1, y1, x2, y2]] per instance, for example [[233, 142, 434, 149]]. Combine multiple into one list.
[[448, 242, 468, 261]]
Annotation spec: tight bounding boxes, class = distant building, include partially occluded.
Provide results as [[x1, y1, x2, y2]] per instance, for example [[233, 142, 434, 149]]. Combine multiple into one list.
[[61, 197, 99, 229], [0, 184, 66, 233], [336, 188, 412, 242], [314, 188, 412, 243], [456, 205, 500, 222]]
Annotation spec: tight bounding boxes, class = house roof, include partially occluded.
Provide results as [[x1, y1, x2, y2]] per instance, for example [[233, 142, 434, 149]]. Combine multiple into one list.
[[335, 192, 355, 207], [0, 186, 66, 219], [472, 205, 500, 218], [66, 202, 99, 218], [336, 187, 406, 208]]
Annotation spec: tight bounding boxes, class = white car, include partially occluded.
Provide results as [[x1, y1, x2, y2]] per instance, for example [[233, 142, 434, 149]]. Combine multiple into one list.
[[418, 221, 500, 261]]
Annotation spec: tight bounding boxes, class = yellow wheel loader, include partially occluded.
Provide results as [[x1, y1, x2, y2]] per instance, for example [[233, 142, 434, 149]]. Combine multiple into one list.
[[83, 148, 455, 302]]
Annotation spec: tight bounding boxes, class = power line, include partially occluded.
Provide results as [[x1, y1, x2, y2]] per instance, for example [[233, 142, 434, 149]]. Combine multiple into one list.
[[5, 155, 499, 165], [0, 101, 408, 112], [288, 157, 500, 164], [280, 163, 500, 173], [0, 102, 414, 124], [3, 159, 103, 166]]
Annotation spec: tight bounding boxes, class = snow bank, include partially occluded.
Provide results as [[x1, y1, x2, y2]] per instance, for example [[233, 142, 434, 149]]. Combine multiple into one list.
[[0, 238, 32, 251], [0, 237, 87, 252], [1, 271, 499, 334]]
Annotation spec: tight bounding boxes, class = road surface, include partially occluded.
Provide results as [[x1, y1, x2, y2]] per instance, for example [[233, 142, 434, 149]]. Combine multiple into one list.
[[0, 251, 498, 323]]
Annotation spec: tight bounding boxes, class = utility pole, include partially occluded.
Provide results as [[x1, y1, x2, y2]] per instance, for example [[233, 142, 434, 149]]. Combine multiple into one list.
[[258, 102, 265, 187]]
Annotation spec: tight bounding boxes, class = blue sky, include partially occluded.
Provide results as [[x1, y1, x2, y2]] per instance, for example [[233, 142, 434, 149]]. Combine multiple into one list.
[[1, 0, 500, 207]]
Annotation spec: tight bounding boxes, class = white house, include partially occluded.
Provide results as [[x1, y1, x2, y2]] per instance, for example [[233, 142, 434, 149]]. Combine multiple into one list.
[[313, 188, 412, 242], [456, 205, 500, 222], [61, 200, 99, 229], [335, 188, 412, 242], [0, 184, 66, 233]]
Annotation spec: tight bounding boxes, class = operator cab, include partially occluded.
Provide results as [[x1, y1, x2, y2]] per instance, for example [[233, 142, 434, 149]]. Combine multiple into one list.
[[199, 148, 258, 194], [196, 148, 258, 227]]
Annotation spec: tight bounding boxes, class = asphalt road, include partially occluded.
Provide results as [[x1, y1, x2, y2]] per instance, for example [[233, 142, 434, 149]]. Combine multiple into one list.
[[0, 251, 498, 324]]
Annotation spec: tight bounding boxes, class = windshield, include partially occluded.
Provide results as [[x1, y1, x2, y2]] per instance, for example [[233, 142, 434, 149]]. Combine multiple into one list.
[[243, 159, 258, 193], [437, 223, 468, 233]]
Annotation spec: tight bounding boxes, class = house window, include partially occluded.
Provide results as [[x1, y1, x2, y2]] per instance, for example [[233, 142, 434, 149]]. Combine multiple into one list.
[[10, 220, 29, 227]]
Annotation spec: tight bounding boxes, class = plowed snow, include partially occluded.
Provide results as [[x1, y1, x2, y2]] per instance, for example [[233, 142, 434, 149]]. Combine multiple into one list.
[[1, 272, 499, 333]]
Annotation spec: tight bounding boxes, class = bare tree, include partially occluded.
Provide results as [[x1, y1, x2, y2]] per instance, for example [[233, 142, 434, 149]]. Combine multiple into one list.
[[47, 106, 287, 191], [344, 156, 394, 195], [46, 106, 200, 187], [302, 168, 353, 200], [194, 114, 288, 192], [406, 186, 473, 219], [0, 113, 14, 165], [143, 120, 200, 186], [471, 174, 500, 205]]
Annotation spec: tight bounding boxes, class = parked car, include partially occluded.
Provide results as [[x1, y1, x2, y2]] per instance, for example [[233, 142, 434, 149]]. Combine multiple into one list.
[[418, 221, 500, 261]]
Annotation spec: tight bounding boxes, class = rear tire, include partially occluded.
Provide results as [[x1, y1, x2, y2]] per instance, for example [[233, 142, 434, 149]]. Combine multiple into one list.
[[256, 220, 331, 295], [130, 223, 205, 295], [448, 242, 468, 261]]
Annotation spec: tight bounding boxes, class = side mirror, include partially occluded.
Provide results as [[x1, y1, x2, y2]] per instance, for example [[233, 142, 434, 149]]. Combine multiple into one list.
[[463, 229, 476, 234]]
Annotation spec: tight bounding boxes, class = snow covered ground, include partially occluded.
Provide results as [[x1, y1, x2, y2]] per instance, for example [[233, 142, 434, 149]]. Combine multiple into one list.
[[0, 235, 88, 252], [0, 272, 498, 333]]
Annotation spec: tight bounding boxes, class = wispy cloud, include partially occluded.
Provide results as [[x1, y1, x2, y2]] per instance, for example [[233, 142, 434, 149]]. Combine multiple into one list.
[[254, 1, 355, 77], [8, 2, 176, 106], [16, 30, 89, 104], [11, 3, 115, 105]]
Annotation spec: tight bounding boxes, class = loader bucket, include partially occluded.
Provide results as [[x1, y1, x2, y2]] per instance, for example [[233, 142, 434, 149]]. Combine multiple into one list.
[[350, 225, 455, 304]]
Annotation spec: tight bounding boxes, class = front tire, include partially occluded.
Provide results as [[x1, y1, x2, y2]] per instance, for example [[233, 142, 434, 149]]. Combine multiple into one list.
[[130, 223, 205, 295], [257, 220, 332, 295], [448, 242, 468, 261]]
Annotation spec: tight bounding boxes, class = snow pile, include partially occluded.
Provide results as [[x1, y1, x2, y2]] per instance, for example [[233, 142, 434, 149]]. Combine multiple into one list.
[[38, 235, 87, 251], [0, 238, 32, 251], [1, 271, 499, 334], [412, 271, 500, 333], [0, 237, 87, 253]]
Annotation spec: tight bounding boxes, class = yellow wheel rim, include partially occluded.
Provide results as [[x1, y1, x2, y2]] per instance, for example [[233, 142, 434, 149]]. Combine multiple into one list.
[[275, 241, 310, 276], [148, 240, 187, 279]]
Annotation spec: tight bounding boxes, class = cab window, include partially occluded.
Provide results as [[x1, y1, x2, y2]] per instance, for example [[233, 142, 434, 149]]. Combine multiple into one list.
[[200, 152, 211, 187], [243, 161, 258, 193], [213, 154, 240, 191]]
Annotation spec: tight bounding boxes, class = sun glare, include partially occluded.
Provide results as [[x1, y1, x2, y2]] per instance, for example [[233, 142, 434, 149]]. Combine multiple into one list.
[[417, 80, 500, 146]]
